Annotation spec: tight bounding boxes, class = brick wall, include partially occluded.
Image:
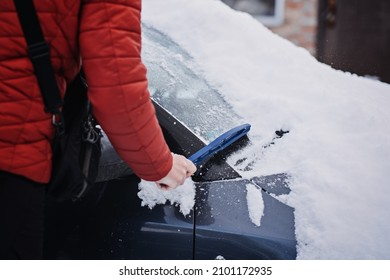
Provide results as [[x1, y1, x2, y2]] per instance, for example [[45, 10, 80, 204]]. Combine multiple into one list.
[[269, 0, 319, 55]]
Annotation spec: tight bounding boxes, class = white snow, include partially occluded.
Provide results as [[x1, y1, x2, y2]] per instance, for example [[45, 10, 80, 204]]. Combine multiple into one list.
[[137, 178, 196, 216], [246, 184, 265, 227], [140, 0, 390, 259]]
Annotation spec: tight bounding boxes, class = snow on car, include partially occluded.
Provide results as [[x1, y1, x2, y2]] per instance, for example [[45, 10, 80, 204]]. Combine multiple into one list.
[[142, 0, 390, 259]]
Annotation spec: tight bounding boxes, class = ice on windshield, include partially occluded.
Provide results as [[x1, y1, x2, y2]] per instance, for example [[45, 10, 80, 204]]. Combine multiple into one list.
[[142, 25, 242, 143], [98, 26, 244, 182]]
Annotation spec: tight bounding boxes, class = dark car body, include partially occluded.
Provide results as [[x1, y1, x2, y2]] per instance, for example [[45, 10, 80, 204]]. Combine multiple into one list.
[[43, 26, 297, 260]]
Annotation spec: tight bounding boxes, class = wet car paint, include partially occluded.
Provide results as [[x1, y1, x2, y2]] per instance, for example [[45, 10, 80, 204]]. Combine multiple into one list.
[[45, 174, 296, 259]]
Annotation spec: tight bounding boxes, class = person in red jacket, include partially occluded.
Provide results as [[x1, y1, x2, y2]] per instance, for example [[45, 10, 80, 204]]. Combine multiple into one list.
[[0, 0, 196, 259]]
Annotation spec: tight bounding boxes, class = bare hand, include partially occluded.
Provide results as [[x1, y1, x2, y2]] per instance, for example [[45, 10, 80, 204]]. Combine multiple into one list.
[[156, 154, 196, 190]]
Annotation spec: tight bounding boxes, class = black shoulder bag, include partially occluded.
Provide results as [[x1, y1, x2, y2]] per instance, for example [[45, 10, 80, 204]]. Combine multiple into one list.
[[14, 0, 102, 202]]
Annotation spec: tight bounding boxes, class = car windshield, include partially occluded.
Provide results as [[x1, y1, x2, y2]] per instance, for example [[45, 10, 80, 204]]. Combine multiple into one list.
[[142, 25, 242, 143]]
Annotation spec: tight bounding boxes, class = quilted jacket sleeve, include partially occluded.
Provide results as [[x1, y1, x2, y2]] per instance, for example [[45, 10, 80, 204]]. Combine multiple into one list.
[[79, 0, 172, 181]]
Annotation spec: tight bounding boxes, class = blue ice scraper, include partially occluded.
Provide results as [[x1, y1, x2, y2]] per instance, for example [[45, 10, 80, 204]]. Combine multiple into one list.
[[188, 123, 251, 166]]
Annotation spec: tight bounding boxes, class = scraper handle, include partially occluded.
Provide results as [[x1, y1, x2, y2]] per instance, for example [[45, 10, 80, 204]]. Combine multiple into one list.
[[188, 123, 251, 166]]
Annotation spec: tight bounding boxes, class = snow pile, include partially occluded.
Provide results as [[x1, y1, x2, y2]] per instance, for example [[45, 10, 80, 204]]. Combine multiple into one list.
[[142, 0, 390, 259], [137, 178, 196, 216], [246, 184, 264, 227]]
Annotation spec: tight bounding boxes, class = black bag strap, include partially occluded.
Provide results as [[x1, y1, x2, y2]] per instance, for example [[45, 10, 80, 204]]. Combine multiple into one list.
[[13, 0, 64, 131]]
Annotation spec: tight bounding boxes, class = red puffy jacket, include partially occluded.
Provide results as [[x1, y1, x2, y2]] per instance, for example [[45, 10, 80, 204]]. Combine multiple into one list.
[[0, 0, 172, 183]]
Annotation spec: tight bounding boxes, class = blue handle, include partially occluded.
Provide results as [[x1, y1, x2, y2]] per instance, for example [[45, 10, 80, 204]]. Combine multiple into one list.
[[188, 123, 251, 166]]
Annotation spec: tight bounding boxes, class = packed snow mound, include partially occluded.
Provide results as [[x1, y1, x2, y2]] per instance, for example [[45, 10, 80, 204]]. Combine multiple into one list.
[[138, 178, 196, 216]]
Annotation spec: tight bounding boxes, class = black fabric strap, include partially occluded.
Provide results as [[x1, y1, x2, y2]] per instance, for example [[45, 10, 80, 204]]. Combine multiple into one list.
[[13, 0, 63, 114]]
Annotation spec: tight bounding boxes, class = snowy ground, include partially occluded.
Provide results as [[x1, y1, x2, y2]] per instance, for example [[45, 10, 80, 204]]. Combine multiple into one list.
[[140, 0, 390, 259]]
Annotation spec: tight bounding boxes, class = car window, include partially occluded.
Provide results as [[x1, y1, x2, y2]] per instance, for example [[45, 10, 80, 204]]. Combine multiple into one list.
[[98, 25, 244, 183], [142, 25, 242, 143]]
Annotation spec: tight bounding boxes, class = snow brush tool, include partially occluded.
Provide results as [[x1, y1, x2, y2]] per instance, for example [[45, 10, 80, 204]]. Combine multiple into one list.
[[188, 123, 251, 166]]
